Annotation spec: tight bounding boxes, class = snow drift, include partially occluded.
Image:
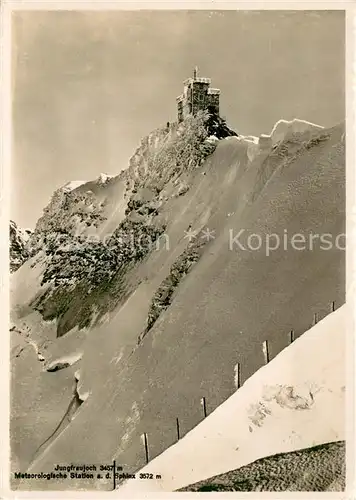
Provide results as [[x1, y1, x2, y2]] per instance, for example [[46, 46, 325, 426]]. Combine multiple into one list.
[[181, 441, 345, 491], [259, 118, 324, 146]]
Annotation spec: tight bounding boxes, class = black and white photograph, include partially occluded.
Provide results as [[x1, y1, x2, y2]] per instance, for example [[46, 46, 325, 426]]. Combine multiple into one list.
[[4, 5, 348, 494]]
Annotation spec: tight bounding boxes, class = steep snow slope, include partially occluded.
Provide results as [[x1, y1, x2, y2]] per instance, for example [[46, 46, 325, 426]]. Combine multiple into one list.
[[10, 117, 345, 490], [10, 113, 234, 484], [118, 305, 346, 493]]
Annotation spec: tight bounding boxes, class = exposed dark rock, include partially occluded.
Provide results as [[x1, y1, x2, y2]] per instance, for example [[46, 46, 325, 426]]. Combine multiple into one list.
[[10, 220, 32, 272]]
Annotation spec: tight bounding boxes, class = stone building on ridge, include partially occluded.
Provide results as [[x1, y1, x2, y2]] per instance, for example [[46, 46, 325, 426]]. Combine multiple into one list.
[[176, 67, 221, 123]]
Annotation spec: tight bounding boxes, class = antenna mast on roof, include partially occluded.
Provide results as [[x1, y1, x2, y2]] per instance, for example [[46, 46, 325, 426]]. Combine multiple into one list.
[[193, 66, 198, 79]]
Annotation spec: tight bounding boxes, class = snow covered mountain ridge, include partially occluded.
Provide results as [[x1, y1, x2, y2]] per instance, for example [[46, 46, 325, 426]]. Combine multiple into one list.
[[11, 112, 237, 334], [10, 111, 345, 491], [11, 115, 327, 337]]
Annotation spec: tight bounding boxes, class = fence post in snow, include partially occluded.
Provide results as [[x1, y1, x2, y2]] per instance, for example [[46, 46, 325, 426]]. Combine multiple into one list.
[[331, 301, 335, 312], [290, 329, 295, 344], [313, 312, 318, 326], [235, 362, 241, 389], [176, 417, 180, 441], [200, 397, 207, 418], [262, 340, 270, 364], [140, 433, 149, 464], [113, 459, 116, 490]]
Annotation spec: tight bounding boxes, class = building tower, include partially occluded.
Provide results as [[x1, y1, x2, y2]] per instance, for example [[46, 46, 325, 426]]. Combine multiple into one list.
[[176, 67, 221, 123]]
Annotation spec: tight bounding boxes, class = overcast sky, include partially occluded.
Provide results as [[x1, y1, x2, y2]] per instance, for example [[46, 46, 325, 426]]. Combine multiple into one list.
[[12, 10, 345, 228]]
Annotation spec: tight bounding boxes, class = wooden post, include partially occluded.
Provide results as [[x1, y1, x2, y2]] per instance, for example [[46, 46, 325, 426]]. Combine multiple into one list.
[[234, 362, 241, 389], [141, 433, 149, 464], [313, 312, 318, 325], [200, 397, 207, 418], [113, 459, 116, 490], [262, 340, 270, 364], [331, 301, 335, 312], [176, 417, 180, 441], [290, 329, 295, 344]]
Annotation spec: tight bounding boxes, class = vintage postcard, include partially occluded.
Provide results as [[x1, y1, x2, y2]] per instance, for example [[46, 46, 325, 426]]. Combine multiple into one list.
[[1, 2, 352, 496]]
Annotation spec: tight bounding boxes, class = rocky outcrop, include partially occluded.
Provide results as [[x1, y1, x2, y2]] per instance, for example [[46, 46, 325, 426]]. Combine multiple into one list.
[[10, 220, 32, 272]]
